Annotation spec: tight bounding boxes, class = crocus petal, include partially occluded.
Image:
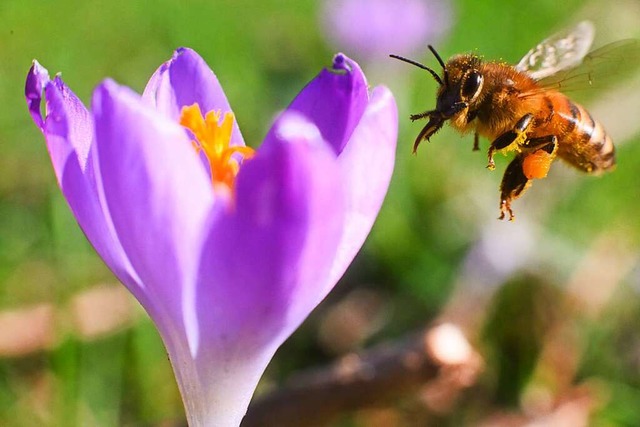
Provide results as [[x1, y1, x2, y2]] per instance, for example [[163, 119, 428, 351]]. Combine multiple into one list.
[[25, 61, 50, 129], [279, 53, 369, 154], [277, 53, 397, 296], [184, 113, 345, 426], [142, 47, 244, 147], [328, 86, 398, 290], [25, 64, 144, 304], [26, 63, 92, 182], [200, 113, 345, 341], [92, 80, 214, 334]]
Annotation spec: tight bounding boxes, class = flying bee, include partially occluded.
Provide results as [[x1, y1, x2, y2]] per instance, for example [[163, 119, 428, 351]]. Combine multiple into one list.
[[391, 21, 640, 220]]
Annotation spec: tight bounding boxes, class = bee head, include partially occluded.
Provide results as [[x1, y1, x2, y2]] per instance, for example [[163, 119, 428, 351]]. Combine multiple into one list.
[[390, 48, 485, 153], [440, 54, 484, 111]]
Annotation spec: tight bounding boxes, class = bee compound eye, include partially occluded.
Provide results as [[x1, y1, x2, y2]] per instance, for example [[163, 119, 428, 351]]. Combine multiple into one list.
[[462, 71, 483, 100]]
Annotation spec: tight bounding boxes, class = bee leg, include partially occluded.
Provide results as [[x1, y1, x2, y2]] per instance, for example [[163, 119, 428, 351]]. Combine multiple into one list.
[[410, 110, 434, 121], [473, 132, 480, 151], [487, 113, 534, 170], [519, 135, 559, 180], [412, 114, 447, 154], [499, 155, 532, 221], [522, 135, 557, 153]]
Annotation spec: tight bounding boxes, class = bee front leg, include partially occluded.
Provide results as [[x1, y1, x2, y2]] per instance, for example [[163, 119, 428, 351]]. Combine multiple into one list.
[[499, 155, 532, 221], [487, 113, 534, 170], [473, 132, 480, 151], [410, 110, 433, 121]]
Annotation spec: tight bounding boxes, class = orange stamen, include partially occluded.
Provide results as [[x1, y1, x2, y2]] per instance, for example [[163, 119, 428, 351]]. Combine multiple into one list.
[[179, 104, 254, 192]]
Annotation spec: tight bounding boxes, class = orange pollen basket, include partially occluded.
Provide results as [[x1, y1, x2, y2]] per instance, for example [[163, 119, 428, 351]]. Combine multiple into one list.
[[179, 104, 254, 191], [523, 150, 553, 180]]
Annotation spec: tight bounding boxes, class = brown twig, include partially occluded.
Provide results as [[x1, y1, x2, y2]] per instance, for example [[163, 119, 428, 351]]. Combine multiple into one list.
[[241, 324, 482, 427]]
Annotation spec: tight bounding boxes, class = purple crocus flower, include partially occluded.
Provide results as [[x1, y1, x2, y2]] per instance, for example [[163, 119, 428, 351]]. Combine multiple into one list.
[[322, 0, 453, 60], [25, 48, 397, 426]]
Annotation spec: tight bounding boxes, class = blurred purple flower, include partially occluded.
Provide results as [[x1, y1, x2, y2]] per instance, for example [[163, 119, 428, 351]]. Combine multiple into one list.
[[25, 49, 397, 426], [322, 0, 453, 60]]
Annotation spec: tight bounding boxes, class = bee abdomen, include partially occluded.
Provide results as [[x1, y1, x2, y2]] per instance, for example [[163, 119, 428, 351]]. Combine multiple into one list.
[[556, 98, 616, 174]]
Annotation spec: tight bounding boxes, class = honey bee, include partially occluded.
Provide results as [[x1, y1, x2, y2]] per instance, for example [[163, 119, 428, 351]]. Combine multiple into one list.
[[391, 21, 640, 220]]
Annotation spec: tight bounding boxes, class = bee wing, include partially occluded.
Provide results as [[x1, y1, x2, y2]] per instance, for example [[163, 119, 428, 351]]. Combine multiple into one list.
[[535, 39, 640, 93], [515, 21, 595, 80]]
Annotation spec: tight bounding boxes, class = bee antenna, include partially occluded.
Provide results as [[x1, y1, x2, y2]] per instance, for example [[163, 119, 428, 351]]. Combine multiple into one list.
[[427, 45, 449, 87], [389, 54, 444, 86]]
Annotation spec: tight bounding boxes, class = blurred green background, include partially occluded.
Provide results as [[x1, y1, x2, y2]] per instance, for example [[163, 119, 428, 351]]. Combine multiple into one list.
[[2, 0, 640, 425]]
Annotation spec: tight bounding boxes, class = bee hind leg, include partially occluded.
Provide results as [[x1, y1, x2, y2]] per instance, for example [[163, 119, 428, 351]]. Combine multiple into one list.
[[499, 155, 532, 221], [521, 135, 558, 179], [487, 113, 534, 170], [523, 135, 557, 152]]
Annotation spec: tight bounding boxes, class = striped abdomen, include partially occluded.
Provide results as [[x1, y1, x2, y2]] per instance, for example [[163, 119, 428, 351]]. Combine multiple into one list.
[[551, 94, 616, 174]]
